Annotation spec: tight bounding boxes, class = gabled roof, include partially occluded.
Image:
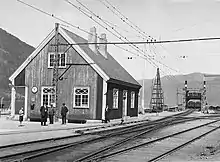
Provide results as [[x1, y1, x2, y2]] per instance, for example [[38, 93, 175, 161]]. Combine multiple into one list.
[[62, 28, 141, 88], [9, 25, 141, 88]]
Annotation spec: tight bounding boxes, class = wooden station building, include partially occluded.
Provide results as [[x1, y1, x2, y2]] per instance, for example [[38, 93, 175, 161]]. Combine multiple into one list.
[[9, 24, 141, 122]]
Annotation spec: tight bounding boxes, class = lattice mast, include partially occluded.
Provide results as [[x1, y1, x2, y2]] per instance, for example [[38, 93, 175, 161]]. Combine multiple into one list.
[[149, 68, 164, 111], [201, 80, 207, 112], [52, 23, 59, 121]]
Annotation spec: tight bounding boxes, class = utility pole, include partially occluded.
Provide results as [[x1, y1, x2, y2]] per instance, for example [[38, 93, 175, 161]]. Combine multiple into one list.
[[52, 23, 59, 121], [142, 38, 147, 113], [184, 80, 188, 110]]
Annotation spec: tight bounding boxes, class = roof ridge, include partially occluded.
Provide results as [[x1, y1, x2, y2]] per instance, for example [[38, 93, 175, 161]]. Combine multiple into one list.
[[61, 27, 141, 87]]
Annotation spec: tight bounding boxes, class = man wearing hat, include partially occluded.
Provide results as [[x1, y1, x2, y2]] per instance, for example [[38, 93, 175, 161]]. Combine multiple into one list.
[[61, 103, 68, 124]]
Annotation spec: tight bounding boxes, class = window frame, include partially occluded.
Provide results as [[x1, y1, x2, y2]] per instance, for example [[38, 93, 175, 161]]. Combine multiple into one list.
[[113, 88, 119, 109], [41, 86, 56, 107], [48, 52, 67, 69], [73, 87, 90, 108], [131, 91, 135, 109]]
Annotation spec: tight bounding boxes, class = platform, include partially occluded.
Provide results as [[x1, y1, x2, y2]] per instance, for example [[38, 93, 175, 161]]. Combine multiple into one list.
[[0, 111, 182, 147]]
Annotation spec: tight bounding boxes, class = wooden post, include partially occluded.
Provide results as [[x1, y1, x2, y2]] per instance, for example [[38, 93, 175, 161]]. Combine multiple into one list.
[[102, 80, 107, 121], [10, 80, 16, 117], [52, 23, 59, 122], [24, 86, 28, 120]]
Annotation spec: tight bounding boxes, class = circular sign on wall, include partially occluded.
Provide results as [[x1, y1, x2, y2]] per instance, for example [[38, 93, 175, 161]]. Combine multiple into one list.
[[32, 86, 38, 94]]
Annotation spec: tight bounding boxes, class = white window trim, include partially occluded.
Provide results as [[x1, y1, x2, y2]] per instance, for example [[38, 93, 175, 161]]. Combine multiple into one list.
[[48, 52, 67, 69], [73, 87, 90, 108], [41, 86, 56, 107], [131, 91, 135, 109], [113, 88, 119, 109]]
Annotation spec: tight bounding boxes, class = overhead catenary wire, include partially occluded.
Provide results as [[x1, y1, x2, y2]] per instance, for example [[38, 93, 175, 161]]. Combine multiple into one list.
[[17, 0, 161, 74], [16, 0, 143, 58], [53, 36, 220, 45], [17, 0, 185, 81], [71, 0, 181, 80], [98, 0, 189, 79], [17, 0, 90, 35], [98, 0, 186, 77], [64, 0, 160, 69], [99, 0, 155, 41]]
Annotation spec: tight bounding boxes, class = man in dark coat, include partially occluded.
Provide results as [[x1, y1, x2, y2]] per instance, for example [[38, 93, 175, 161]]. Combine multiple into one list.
[[49, 104, 55, 124], [61, 103, 68, 124], [105, 105, 110, 123], [40, 103, 48, 126]]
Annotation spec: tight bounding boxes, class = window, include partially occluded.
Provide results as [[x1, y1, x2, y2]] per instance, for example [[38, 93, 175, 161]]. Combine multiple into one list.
[[41, 87, 56, 107], [113, 88, 119, 109], [73, 87, 89, 108], [48, 52, 66, 68], [131, 91, 135, 108]]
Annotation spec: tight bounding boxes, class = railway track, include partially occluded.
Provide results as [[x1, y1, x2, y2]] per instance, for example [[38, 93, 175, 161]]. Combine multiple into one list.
[[0, 110, 195, 162], [85, 119, 220, 162]]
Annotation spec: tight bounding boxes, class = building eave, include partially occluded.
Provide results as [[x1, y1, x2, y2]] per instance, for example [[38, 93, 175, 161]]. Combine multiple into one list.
[[9, 26, 110, 83], [9, 29, 55, 82], [107, 78, 142, 89]]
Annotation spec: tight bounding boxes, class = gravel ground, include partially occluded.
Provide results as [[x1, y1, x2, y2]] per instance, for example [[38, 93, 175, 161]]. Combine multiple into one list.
[[102, 116, 220, 162], [161, 125, 220, 162]]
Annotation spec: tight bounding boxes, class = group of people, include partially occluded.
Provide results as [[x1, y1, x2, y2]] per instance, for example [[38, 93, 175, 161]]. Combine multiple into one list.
[[40, 103, 68, 126], [18, 102, 111, 126]]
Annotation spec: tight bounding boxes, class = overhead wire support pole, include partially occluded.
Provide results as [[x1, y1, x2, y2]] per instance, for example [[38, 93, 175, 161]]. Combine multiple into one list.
[[52, 37, 220, 45], [53, 23, 59, 122]]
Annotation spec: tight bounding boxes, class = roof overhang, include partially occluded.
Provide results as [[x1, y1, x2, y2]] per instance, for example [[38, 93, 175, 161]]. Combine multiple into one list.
[[107, 78, 142, 89], [9, 26, 110, 82]]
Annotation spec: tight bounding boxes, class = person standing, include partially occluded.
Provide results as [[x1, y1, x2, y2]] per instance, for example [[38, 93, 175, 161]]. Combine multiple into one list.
[[49, 104, 55, 124], [105, 105, 110, 123], [40, 104, 48, 126], [19, 107, 24, 126], [61, 103, 68, 125]]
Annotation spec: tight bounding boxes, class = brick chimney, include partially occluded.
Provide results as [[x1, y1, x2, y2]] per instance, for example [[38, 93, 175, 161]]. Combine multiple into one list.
[[88, 27, 98, 53], [98, 33, 107, 59]]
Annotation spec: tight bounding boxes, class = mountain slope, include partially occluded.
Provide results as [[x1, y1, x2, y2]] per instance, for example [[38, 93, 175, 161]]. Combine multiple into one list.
[[0, 27, 35, 99], [139, 72, 220, 107]]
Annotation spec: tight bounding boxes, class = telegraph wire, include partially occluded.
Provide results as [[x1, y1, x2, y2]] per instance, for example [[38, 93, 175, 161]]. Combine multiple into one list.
[[64, 0, 160, 69], [99, 0, 184, 77], [68, 0, 192, 78], [99, 0, 155, 41], [17, 0, 90, 35], [17, 0, 183, 81], [99, 0, 186, 79], [17, 0, 220, 44], [68, 1, 142, 39], [17, 0, 161, 75], [64, 0, 175, 80], [16, 0, 150, 64], [100, 0, 197, 82], [75, 0, 180, 81], [64, 0, 195, 80]]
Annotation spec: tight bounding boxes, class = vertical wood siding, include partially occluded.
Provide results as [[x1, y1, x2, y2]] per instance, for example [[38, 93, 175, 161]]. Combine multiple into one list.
[[25, 34, 98, 120], [96, 75, 103, 119], [107, 82, 139, 119]]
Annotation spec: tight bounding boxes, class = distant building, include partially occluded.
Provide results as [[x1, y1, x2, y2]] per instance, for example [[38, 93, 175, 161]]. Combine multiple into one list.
[[9, 24, 141, 122]]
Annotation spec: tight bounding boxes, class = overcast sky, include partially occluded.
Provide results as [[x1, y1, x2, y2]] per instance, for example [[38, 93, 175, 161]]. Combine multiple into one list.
[[1, 0, 220, 80]]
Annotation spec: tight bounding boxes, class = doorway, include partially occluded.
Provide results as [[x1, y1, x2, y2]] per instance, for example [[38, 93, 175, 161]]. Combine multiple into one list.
[[122, 90, 128, 117]]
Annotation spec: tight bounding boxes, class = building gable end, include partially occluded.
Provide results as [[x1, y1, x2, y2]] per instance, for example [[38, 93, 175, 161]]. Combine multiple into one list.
[[9, 30, 55, 82], [9, 27, 110, 83]]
